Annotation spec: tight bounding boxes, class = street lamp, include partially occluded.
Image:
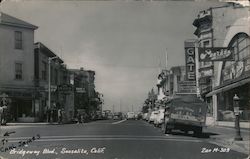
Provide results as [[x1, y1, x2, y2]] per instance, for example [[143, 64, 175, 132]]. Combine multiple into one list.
[[48, 56, 58, 122], [233, 94, 243, 141]]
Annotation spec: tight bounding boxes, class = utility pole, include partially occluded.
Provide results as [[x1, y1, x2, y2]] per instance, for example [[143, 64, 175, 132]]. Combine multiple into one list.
[[113, 104, 115, 114], [48, 56, 58, 122], [120, 99, 121, 112], [195, 41, 200, 98]]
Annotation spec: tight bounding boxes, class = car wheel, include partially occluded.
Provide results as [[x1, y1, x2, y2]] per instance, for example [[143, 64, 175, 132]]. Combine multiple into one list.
[[193, 127, 202, 137]]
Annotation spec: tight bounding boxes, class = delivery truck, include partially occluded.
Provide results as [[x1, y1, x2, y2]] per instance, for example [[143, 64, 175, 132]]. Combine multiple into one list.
[[162, 94, 207, 136]]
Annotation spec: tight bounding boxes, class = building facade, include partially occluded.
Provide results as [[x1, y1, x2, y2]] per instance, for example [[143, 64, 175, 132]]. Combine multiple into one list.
[[70, 68, 100, 120], [193, 2, 250, 127], [156, 66, 186, 101], [0, 12, 38, 122], [34, 42, 74, 122]]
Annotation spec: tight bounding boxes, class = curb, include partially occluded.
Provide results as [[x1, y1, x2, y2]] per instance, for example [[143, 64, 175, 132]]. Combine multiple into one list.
[[209, 136, 249, 155], [5, 122, 58, 126]]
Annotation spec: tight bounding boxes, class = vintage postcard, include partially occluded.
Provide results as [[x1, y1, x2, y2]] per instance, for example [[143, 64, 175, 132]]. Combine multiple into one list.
[[0, 0, 249, 158]]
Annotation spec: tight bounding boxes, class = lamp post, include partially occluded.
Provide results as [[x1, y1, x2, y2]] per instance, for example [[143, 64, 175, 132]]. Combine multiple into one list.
[[48, 56, 58, 122], [233, 94, 243, 141]]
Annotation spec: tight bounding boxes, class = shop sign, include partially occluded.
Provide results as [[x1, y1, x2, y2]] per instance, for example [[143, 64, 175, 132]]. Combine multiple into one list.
[[198, 47, 234, 62], [76, 87, 86, 93], [200, 69, 213, 77], [199, 47, 234, 61], [44, 85, 57, 92], [185, 47, 196, 80], [57, 84, 73, 93], [178, 81, 197, 94]]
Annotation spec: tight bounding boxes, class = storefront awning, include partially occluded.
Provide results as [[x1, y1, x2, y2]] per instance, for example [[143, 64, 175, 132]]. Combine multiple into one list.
[[206, 78, 250, 97]]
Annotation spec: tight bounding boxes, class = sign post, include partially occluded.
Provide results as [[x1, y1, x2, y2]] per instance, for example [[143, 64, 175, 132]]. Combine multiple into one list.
[[195, 42, 200, 97], [233, 94, 243, 141]]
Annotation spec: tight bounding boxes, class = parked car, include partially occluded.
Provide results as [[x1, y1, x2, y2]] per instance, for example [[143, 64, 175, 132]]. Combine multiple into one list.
[[149, 110, 159, 123], [162, 94, 207, 136], [113, 112, 123, 120], [218, 110, 235, 121], [127, 112, 135, 120], [154, 108, 165, 127], [143, 113, 148, 120], [107, 113, 113, 120], [146, 109, 152, 121], [136, 112, 143, 120]]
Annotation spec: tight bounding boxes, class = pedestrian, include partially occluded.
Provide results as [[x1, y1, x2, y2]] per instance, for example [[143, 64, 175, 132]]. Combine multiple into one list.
[[58, 109, 62, 124], [80, 114, 84, 124]]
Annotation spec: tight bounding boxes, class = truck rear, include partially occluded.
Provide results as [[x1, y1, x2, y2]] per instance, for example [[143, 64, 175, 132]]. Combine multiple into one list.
[[162, 94, 207, 136]]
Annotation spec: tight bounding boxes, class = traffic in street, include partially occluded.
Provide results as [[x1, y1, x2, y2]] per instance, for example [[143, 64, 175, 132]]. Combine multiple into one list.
[[0, 119, 247, 159]]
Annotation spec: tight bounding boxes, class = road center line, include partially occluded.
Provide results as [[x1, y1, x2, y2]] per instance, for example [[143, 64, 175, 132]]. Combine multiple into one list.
[[112, 119, 127, 125], [5, 135, 168, 140], [7, 137, 202, 143]]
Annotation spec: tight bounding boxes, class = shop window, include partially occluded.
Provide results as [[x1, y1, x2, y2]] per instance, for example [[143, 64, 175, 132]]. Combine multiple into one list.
[[219, 33, 250, 121], [14, 31, 22, 49], [15, 62, 23, 80]]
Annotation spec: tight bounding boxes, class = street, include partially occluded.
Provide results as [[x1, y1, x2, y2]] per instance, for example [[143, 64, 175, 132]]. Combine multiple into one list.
[[0, 120, 248, 159]]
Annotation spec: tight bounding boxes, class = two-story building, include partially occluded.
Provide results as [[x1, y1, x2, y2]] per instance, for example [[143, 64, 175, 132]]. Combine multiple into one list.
[[156, 66, 186, 101], [34, 42, 73, 122], [69, 68, 98, 120], [193, 2, 250, 127], [0, 12, 38, 122]]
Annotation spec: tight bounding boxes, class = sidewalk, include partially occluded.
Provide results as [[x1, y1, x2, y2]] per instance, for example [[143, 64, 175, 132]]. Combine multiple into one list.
[[5, 122, 60, 126], [204, 125, 250, 156]]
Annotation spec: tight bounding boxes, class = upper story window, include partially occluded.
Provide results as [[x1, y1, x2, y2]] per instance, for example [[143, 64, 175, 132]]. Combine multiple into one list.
[[54, 69, 58, 85], [15, 31, 23, 50], [203, 40, 210, 47], [15, 62, 23, 80], [42, 61, 47, 81], [221, 33, 250, 82]]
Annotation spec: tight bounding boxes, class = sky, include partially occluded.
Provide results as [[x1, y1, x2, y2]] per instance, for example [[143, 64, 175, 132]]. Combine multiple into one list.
[[1, 0, 224, 113]]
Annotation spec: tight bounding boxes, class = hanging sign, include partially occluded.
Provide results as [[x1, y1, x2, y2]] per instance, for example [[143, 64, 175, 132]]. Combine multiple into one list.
[[57, 84, 73, 93], [198, 47, 234, 61], [178, 81, 197, 94], [185, 47, 196, 80], [76, 87, 86, 93]]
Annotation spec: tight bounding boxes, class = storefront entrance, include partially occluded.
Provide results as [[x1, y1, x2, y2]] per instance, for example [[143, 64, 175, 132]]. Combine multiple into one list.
[[217, 83, 250, 121], [10, 98, 34, 122]]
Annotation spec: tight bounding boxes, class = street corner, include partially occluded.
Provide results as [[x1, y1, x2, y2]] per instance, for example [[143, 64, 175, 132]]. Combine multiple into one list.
[[245, 155, 250, 159], [209, 135, 250, 155], [0, 155, 8, 159]]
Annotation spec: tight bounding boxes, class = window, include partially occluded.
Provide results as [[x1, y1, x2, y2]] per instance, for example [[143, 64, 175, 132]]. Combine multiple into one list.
[[221, 33, 250, 82], [54, 69, 58, 84], [203, 40, 210, 47], [15, 31, 22, 49], [42, 61, 47, 80], [15, 63, 23, 80]]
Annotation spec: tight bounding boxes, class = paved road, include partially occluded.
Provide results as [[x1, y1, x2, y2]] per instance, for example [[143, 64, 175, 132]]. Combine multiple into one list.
[[0, 120, 248, 159]]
